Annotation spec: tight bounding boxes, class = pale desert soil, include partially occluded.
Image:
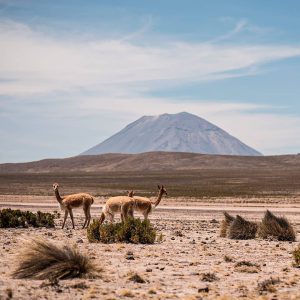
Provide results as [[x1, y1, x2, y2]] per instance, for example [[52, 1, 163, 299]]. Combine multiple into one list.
[[1, 197, 300, 300]]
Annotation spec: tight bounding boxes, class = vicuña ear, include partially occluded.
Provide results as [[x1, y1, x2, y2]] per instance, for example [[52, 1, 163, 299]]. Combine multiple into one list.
[[158, 185, 161, 190]]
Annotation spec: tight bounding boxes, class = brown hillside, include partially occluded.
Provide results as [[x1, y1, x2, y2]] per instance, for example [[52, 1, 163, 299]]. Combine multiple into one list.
[[0, 152, 300, 173]]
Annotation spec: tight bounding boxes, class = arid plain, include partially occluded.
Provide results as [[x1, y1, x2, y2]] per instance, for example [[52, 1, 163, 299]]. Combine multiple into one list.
[[1, 154, 300, 300]]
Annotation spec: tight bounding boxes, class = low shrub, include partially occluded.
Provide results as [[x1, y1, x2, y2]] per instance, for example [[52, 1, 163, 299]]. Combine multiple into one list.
[[220, 212, 235, 237], [257, 210, 295, 241], [87, 218, 156, 244], [0, 208, 55, 228], [12, 238, 96, 280], [228, 215, 258, 240]]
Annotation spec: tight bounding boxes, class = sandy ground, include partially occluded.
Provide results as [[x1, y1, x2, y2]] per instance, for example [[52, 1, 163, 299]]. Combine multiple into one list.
[[1, 196, 300, 300]]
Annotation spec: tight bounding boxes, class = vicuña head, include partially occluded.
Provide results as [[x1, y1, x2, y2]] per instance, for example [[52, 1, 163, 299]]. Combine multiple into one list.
[[53, 183, 59, 191], [127, 190, 135, 197]]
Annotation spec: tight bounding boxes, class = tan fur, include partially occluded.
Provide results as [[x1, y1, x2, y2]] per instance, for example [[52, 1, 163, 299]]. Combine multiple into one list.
[[52, 183, 94, 229], [100, 196, 134, 224], [131, 185, 167, 220]]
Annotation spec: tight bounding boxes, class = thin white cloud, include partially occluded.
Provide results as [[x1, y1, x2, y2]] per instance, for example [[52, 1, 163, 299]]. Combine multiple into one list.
[[1, 20, 300, 96]]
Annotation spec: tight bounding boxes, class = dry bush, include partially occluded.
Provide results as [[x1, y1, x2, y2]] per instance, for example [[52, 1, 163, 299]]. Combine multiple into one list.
[[258, 277, 280, 294], [258, 210, 295, 241], [12, 238, 96, 280], [220, 212, 235, 237], [293, 244, 300, 267], [228, 215, 258, 240], [234, 261, 261, 273], [201, 272, 218, 282], [87, 218, 156, 244]]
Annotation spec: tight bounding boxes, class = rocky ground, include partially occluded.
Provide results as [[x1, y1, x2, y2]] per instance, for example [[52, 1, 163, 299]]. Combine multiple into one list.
[[1, 197, 300, 300]]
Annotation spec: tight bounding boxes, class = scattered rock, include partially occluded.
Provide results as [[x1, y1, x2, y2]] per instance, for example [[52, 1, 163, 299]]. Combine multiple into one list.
[[128, 273, 146, 284], [198, 284, 209, 293]]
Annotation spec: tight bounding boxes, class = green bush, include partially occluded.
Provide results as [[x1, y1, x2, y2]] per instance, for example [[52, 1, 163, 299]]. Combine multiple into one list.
[[87, 218, 156, 244], [0, 208, 55, 228]]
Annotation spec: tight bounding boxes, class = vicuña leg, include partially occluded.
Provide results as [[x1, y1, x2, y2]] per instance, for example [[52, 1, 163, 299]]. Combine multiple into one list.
[[62, 210, 68, 229], [86, 206, 91, 227], [69, 209, 75, 229]]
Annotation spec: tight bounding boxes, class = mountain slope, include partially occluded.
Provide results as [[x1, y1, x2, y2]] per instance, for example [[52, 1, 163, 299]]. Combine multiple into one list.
[[81, 112, 261, 156], [1, 152, 299, 173]]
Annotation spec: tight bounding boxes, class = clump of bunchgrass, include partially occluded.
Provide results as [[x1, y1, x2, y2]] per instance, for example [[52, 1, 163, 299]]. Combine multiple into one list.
[[228, 215, 258, 240], [12, 238, 96, 280], [220, 212, 235, 237], [87, 218, 156, 244], [257, 210, 295, 241], [0, 208, 55, 228]]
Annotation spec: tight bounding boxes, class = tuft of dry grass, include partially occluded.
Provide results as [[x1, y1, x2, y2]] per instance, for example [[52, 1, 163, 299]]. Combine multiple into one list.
[[201, 272, 218, 282], [220, 212, 235, 237], [258, 210, 296, 241], [258, 277, 280, 294], [228, 215, 258, 240], [234, 261, 261, 273], [12, 238, 96, 280]]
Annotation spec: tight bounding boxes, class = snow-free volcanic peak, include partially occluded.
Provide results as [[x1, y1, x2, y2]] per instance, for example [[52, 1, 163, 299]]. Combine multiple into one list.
[[81, 112, 262, 156]]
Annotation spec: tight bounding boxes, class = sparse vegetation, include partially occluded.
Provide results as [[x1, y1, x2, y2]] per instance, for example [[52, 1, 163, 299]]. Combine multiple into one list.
[[128, 273, 146, 283], [293, 244, 300, 267], [87, 218, 156, 244], [258, 278, 280, 294], [220, 212, 235, 237], [234, 261, 261, 273], [0, 208, 55, 228], [224, 255, 233, 262], [12, 238, 96, 280], [228, 215, 258, 240], [201, 272, 218, 282], [257, 210, 295, 241]]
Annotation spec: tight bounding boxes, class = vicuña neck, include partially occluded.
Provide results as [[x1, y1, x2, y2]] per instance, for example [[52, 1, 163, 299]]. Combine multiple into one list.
[[54, 189, 63, 204]]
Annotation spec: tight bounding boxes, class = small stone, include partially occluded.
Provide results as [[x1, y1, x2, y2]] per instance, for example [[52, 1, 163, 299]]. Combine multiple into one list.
[[77, 238, 84, 243], [146, 268, 152, 272], [198, 284, 209, 293]]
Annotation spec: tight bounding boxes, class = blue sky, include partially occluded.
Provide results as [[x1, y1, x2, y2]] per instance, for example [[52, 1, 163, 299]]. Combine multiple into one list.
[[0, 0, 300, 162]]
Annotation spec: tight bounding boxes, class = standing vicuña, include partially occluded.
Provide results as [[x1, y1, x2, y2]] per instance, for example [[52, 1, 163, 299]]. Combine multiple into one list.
[[99, 194, 134, 224], [130, 185, 167, 220], [52, 183, 94, 229]]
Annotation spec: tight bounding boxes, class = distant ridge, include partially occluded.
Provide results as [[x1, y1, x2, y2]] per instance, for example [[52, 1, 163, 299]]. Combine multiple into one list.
[[0, 152, 299, 173], [81, 112, 262, 156]]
